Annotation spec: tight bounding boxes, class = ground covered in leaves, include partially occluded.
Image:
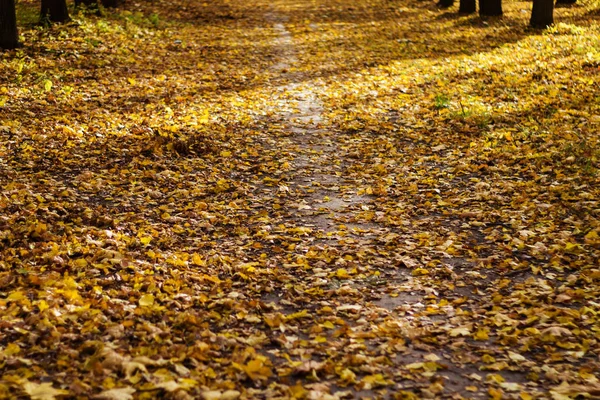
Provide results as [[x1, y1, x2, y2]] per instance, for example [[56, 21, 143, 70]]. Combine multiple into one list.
[[1, 0, 600, 398]]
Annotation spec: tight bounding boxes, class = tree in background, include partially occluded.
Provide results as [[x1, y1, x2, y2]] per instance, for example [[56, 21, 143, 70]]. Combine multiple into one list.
[[41, 0, 71, 24], [0, 0, 20, 50], [436, 0, 500, 17], [437, 0, 455, 9], [102, 0, 120, 8], [479, 0, 502, 16], [530, 0, 554, 27], [459, 0, 477, 14]]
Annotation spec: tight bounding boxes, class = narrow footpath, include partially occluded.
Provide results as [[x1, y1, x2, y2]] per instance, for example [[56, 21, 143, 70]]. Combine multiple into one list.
[[242, 7, 518, 399]]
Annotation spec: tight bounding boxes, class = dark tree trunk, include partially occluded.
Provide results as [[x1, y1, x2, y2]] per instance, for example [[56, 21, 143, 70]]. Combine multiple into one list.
[[102, 0, 119, 8], [438, 0, 455, 8], [555, 0, 576, 5], [459, 0, 477, 13], [479, 0, 502, 16], [0, 0, 20, 50], [41, 0, 70, 23], [530, 0, 554, 27]]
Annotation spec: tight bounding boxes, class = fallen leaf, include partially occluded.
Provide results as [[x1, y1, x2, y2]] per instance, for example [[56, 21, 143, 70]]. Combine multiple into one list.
[[23, 382, 68, 400]]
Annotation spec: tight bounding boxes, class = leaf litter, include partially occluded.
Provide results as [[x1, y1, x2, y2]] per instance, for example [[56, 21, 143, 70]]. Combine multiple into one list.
[[1, 0, 599, 398]]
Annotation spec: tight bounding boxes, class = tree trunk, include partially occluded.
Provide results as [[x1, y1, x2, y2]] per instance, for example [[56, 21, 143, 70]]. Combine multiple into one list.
[[102, 0, 119, 8], [459, 0, 477, 13], [555, 0, 576, 5], [530, 0, 554, 27], [438, 0, 455, 8], [0, 0, 20, 50], [479, 0, 502, 16], [41, 0, 70, 23]]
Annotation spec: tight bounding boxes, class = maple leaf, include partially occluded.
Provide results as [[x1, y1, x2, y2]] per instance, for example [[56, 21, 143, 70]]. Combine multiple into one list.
[[449, 326, 471, 337], [23, 382, 68, 400], [93, 387, 136, 400]]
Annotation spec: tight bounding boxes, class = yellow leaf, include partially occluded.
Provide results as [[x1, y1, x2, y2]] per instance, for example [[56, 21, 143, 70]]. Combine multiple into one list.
[[500, 382, 522, 392], [474, 329, 489, 341], [361, 374, 388, 389], [94, 387, 136, 400], [200, 390, 240, 400], [245, 314, 261, 323], [43, 80, 52, 92], [154, 381, 181, 392], [220, 150, 232, 157], [4, 343, 21, 356], [289, 383, 307, 399], [406, 362, 424, 370], [127, 77, 136, 85], [508, 351, 526, 362], [482, 354, 496, 364], [339, 368, 356, 383], [201, 391, 221, 400], [321, 321, 335, 329], [73, 258, 88, 268], [412, 268, 429, 276], [314, 335, 327, 343], [449, 326, 471, 337], [7, 291, 25, 302], [286, 309, 309, 320], [336, 268, 350, 279], [564, 242, 583, 253], [23, 382, 68, 400], [243, 358, 272, 380], [550, 392, 574, 400], [487, 374, 505, 384], [488, 388, 503, 400], [192, 254, 205, 266], [63, 276, 78, 290], [140, 236, 152, 245], [221, 391, 241, 400], [424, 361, 443, 371], [139, 294, 154, 307], [37, 300, 49, 312], [199, 110, 210, 123], [584, 230, 599, 243]]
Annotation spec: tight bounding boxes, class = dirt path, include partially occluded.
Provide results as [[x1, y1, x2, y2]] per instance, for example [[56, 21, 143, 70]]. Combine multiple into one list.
[[252, 10, 491, 400], [250, 6, 555, 399], [267, 14, 375, 236]]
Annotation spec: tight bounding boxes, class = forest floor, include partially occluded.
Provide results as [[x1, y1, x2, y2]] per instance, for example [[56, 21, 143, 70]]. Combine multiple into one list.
[[1, 0, 600, 399]]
